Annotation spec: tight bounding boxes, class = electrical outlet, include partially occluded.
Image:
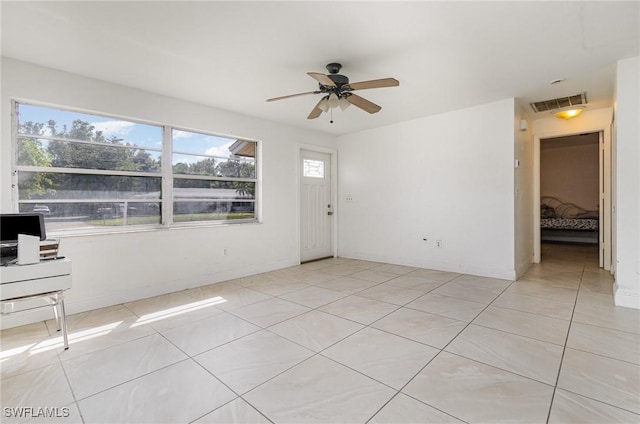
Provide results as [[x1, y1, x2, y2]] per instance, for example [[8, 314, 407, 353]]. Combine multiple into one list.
[[223, 248, 228, 256], [436, 240, 442, 248], [346, 195, 354, 202]]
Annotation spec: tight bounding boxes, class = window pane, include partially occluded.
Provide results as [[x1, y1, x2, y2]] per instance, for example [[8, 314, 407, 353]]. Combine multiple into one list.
[[18, 172, 161, 200], [18, 138, 161, 172], [18, 104, 162, 150], [217, 158, 256, 178], [173, 154, 255, 178], [173, 180, 255, 201], [171, 129, 257, 224], [172, 155, 218, 177], [303, 159, 324, 178], [174, 201, 254, 222], [172, 130, 255, 159], [18, 202, 161, 231]]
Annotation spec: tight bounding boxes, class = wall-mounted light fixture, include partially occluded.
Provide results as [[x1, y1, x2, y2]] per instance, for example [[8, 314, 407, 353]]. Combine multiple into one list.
[[554, 106, 584, 120]]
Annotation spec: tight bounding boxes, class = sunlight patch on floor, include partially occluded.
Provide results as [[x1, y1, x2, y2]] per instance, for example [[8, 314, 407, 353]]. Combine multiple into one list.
[[130, 296, 227, 328]]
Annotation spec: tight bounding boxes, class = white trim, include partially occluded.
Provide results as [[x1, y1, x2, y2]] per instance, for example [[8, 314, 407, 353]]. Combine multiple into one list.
[[533, 135, 541, 263], [255, 140, 263, 223], [15, 165, 161, 178], [173, 198, 255, 203], [533, 124, 612, 269], [614, 283, 640, 309], [173, 174, 255, 183], [340, 250, 517, 281], [0, 255, 295, 330], [17, 133, 164, 154], [11, 100, 19, 212], [171, 149, 255, 162], [19, 198, 160, 204], [162, 125, 173, 226]]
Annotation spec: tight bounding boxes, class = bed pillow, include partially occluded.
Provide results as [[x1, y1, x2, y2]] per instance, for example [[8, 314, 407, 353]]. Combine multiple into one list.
[[541, 204, 555, 218]]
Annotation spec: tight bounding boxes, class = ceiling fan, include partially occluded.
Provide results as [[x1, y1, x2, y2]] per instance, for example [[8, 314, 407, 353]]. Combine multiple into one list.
[[266, 63, 399, 120]]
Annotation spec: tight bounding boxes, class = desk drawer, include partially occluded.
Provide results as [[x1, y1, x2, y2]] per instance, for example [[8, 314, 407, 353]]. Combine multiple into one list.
[[1, 275, 72, 300], [1, 259, 71, 284]]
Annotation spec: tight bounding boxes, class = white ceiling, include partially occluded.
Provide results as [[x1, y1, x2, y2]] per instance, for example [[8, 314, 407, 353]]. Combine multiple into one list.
[[1, 1, 638, 136]]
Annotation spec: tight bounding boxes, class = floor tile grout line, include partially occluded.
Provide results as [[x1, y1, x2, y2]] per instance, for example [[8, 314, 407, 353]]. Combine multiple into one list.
[[378, 279, 520, 422], [210, 302, 436, 407], [467, 317, 570, 347], [484, 301, 573, 321], [2, 250, 634, 423], [56, 352, 87, 424], [69, 356, 195, 403], [562, 345, 640, 367], [441, 350, 558, 389], [544, 249, 588, 424], [551, 386, 640, 417]]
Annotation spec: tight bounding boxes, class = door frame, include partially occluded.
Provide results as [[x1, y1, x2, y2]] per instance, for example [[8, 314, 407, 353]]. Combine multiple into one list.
[[533, 125, 612, 270], [297, 144, 338, 264]]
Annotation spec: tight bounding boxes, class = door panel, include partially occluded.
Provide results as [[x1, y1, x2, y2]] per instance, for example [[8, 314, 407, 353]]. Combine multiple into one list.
[[300, 150, 332, 262]]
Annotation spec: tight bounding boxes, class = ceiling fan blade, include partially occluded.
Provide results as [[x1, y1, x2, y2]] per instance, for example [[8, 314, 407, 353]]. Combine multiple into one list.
[[307, 72, 336, 87], [266, 91, 320, 102], [346, 78, 399, 91], [307, 98, 324, 119], [345, 94, 382, 114]]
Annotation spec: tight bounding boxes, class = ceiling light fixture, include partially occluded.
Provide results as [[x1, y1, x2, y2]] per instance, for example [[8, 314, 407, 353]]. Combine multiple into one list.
[[554, 106, 585, 120], [317, 94, 351, 114]]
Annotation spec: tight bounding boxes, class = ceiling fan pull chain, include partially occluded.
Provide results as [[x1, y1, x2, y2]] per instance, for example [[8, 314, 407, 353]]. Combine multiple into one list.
[[330, 108, 334, 124]]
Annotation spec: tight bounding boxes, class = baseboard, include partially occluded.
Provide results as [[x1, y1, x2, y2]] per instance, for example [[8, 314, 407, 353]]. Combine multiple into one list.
[[0, 257, 297, 330], [338, 250, 516, 281], [614, 283, 640, 309], [515, 255, 534, 280]]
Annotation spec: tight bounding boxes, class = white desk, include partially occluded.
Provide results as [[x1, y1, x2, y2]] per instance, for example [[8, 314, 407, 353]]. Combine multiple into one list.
[[1, 259, 72, 349]]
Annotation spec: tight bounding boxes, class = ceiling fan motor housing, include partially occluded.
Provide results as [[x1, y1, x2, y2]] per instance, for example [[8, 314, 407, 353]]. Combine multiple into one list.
[[326, 63, 342, 74], [323, 62, 350, 92]]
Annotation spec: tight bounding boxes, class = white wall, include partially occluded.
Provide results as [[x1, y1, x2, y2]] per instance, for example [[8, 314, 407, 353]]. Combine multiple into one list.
[[513, 103, 533, 278], [337, 99, 516, 280], [614, 56, 640, 309], [1, 58, 336, 328], [541, 140, 599, 210]]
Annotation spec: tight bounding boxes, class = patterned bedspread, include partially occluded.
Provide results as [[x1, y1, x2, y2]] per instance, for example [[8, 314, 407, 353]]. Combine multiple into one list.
[[541, 218, 598, 231]]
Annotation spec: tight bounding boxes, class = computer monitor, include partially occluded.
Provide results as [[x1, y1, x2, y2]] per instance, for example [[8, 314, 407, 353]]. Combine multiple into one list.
[[0, 213, 47, 244]]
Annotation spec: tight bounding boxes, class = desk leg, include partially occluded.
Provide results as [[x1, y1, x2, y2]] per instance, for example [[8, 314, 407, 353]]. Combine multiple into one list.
[[58, 300, 69, 350], [53, 298, 61, 331]]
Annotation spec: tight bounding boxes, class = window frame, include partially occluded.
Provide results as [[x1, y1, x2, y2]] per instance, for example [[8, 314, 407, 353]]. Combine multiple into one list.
[[11, 100, 261, 236], [169, 126, 259, 227]]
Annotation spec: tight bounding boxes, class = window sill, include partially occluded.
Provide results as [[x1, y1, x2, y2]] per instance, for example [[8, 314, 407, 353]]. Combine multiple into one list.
[[49, 219, 261, 240]]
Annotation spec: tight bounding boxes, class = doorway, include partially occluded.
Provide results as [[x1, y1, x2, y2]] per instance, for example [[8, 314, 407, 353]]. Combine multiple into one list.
[[534, 130, 611, 270], [300, 148, 335, 262]]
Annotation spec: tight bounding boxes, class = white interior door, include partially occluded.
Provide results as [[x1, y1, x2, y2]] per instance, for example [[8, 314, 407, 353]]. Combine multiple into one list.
[[300, 149, 333, 262]]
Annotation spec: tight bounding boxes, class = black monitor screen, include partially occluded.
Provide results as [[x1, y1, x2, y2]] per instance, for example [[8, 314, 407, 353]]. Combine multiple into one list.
[[0, 213, 47, 244]]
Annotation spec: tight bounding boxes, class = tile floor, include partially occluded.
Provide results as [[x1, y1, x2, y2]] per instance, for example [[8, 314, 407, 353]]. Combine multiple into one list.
[[1, 243, 639, 423]]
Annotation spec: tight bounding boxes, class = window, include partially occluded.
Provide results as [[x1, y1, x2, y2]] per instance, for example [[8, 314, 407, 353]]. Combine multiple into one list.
[[13, 102, 259, 233], [172, 129, 256, 222], [303, 159, 325, 178]]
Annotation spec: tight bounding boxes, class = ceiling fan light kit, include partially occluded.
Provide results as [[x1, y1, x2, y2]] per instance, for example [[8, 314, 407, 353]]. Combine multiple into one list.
[[267, 63, 399, 122]]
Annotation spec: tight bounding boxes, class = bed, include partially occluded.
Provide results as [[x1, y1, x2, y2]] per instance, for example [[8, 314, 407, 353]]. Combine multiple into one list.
[[540, 197, 599, 244]]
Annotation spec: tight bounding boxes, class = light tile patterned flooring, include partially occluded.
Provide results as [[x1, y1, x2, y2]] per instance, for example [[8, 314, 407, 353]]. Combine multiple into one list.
[[2, 244, 639, 423]]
